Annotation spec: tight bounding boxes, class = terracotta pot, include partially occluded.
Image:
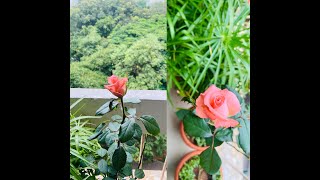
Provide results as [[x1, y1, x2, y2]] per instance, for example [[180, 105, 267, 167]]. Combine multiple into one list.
[[175, 150, 223, 180], [179, 121, 209, 151]]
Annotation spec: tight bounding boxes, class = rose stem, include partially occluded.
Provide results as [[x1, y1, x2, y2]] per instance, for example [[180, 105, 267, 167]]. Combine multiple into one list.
[[117, 97, 126, 148]]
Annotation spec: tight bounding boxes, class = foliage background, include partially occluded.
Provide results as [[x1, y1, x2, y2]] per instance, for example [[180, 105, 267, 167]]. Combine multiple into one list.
[[167, 0, 250, 103], [70, 0, 167, 90]]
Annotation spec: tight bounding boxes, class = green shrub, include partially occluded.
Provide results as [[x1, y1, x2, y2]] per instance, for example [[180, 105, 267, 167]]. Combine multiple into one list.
[[167, 0, 250, 102], [133, 134, 167, 163], [179, 156, 200, 180], [70, 99, 101, 179], [114, 34, 167, 90], [70, 62, 106, 88], [179, 155, 222, 180]]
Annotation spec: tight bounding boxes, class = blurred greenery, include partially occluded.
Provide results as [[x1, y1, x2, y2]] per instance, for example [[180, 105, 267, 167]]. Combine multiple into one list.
[[70, 0, 167, 90], [167, 0, 250, 103], [133, 134, 167, 163]]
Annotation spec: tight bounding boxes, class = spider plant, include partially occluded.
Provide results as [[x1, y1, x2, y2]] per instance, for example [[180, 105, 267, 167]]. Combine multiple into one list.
[[167, 0, 250, 104], [70, 98, 102, 180]]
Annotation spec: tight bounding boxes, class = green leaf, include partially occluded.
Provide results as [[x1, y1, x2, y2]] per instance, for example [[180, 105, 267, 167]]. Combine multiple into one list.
[[88, 123, 106, 140], [108, 122, 121, 131], [135, 169, 145, 179], [127, 108, 136, 116], [85, 155, 95, 163], [119, 118, 135, 143], [120, 163, 132, 176], [111, 115, 122, 123], [97, 148, 108, 157], [125, 145, 137, 154], [107, 166, 117, 178], [183, 114, 212, 138], [139, 115, 160, 136], [70, 98, 83, 110], [70, 167, 82, 180], [98, 159, 108, 174], [95, 123, 106, 133], [125, 139, 136, 146], [133, 123, 142, 141], [106, 133, 118, 146], [123, 98, 141, 104], [205, 137, 223, 147], [176, 109, 192, 120], [96, 99, 119, 116], [126, 151, 133, 163], [112, 147, 127, 171], [237, 117, 250, 155], [98, 131, 109, 144], [79, 154, 95, 167], [200, 146, 222, 175], [215, 128, 233, 142], [108, 142, 117, 158]]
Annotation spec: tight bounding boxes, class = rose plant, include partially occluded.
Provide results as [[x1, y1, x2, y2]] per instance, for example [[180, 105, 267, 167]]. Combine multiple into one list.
[[176, 84, 250, 176], [88, 75, 161, 179]]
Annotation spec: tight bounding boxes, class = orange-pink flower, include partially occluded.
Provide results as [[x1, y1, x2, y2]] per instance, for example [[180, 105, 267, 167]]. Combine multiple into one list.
[[104, 75, 128, 98], [196, 85, 241, 128]]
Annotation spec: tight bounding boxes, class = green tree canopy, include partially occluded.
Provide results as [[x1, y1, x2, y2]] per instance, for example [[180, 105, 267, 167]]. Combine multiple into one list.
[[70, 0, 166, 90]]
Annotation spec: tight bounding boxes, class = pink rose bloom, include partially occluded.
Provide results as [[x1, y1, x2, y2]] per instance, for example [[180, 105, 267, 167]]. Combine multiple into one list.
[[104, 75, 128, 98], [196, 85, 241, 128]]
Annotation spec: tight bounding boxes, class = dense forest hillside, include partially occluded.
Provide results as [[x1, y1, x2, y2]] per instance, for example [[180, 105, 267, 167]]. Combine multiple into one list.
[[70, 0, 166, 89]]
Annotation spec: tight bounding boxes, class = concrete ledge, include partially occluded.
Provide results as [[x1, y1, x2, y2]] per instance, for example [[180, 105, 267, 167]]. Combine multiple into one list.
[[70, 88, 166, 101]]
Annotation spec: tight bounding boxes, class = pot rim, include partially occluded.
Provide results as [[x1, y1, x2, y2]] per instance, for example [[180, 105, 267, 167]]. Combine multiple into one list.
[[175, 150, 223, 180]]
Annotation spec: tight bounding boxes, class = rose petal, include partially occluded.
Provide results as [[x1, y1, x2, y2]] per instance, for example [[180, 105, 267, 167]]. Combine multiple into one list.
[[195, 94, 209, 118], [203, 86, 229, 119], [214, 117, 239, 128], [204, 107, 217, 120], [211, 101, 229, 118], [104, 84, 115, 92], [118, 78, 128, 87], [108, 75, 118, 84], [203, 85, 221, 96], [225, 90, 241, 116]]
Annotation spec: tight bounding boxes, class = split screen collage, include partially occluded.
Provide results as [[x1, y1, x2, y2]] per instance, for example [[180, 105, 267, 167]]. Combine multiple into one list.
[[70, 0, 250, 179]]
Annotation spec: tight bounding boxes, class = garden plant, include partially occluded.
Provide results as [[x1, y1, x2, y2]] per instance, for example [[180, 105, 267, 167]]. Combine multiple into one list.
[[70, 99, 102, 180], [167, 0, 250, 103], [87, 75, 161, 179], [177, 84, 250, 178]]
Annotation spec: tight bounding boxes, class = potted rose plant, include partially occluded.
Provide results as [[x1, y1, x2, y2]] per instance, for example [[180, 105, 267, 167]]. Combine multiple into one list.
[[88, 75, 161, 179], [175, 150, 223, 180], [176, 85, 250, 179]]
